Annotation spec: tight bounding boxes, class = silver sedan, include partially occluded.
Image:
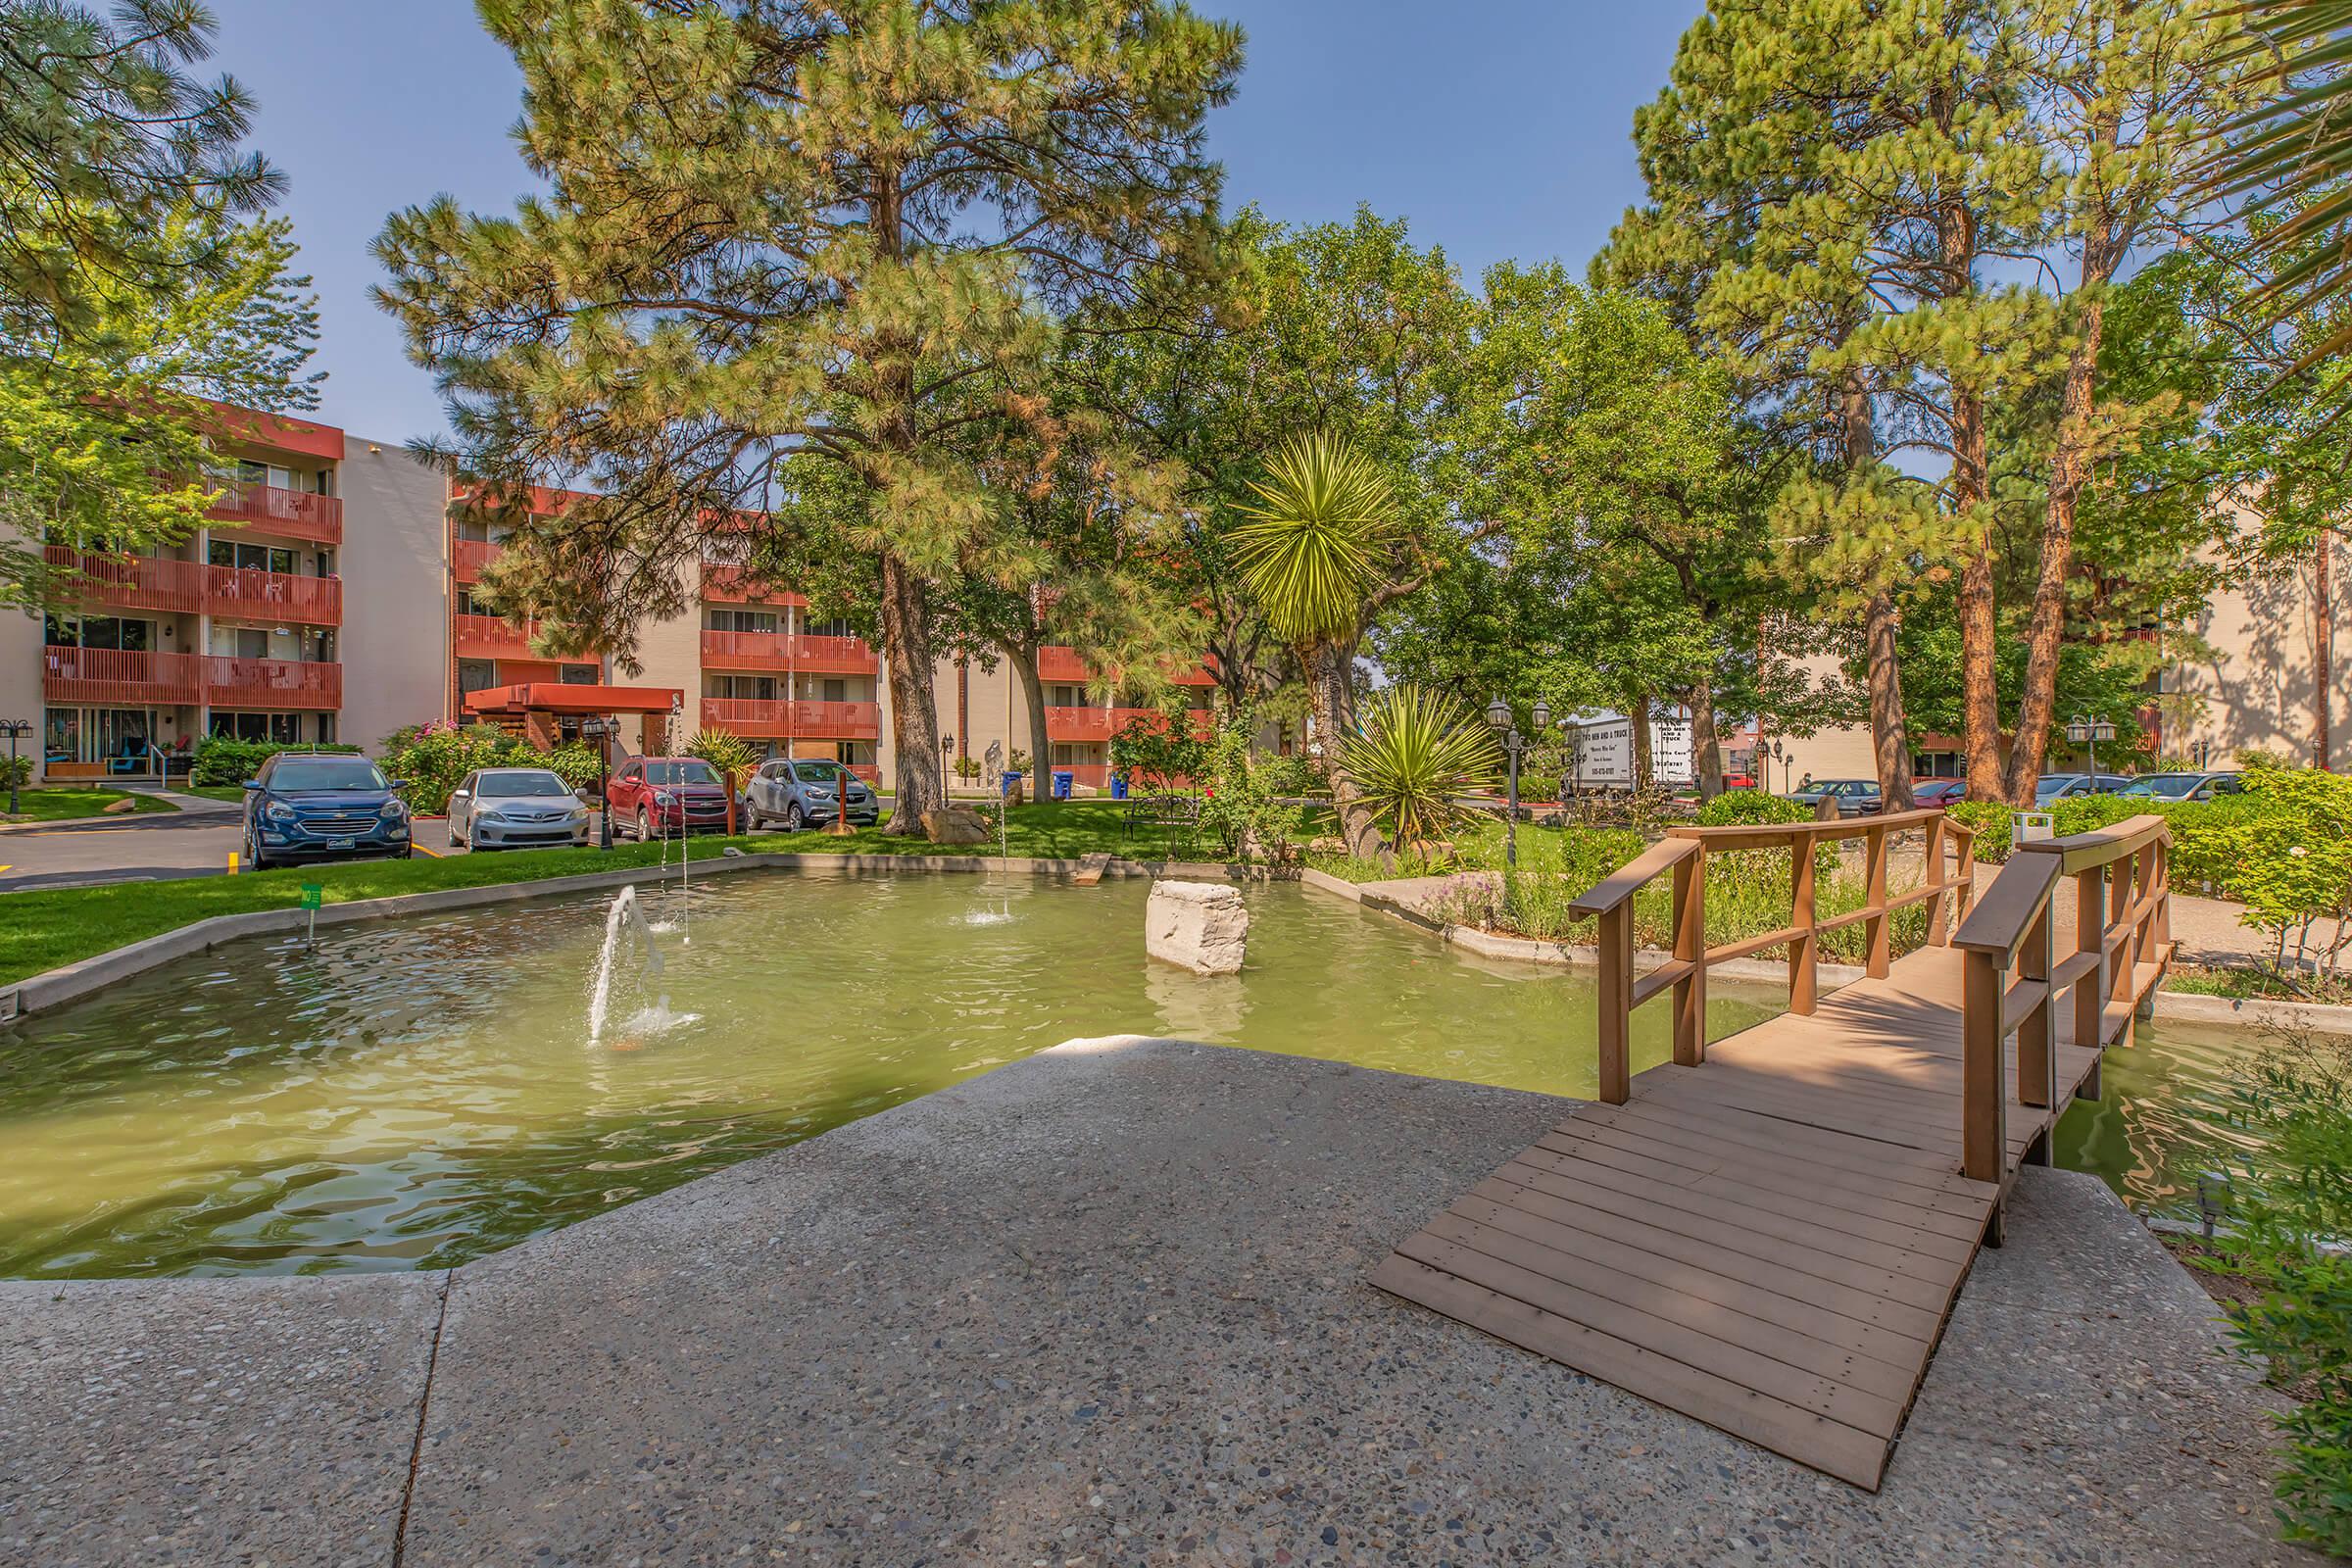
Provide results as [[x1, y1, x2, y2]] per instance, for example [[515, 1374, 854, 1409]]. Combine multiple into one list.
[[447, 767, 595, 851]]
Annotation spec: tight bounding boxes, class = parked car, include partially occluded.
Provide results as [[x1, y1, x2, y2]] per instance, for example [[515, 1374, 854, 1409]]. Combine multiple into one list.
[[2033, 772, 2132, 804], [1788, 779, 1883, 817], [2117, 770, 2244, 802], [745, 757, 879, 831], [606, 756, 733, 839], [241, 754, 412, 869], [1913, 779, 1967, 808], [447, 766, 594, 851]]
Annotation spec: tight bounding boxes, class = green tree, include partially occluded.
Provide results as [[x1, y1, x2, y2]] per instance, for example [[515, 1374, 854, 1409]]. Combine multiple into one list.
[[375, 0, 1241, 837]]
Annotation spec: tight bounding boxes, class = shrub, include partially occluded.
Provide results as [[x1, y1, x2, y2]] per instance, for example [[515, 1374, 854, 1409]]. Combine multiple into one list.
[[190, 735, 361, 787], [2197, 1034, 2352, 1554], [1108, 709, 1206, 791], [1195, 705, 1307, 864], [1006, 748, 1033, 775], [1695, 787, 1809, 827], [1333, 685, 1501, 854], [0, 753, 31, 791], [684, 728, 758, 783], [1516, 772, 1563, 804], [1256, 752, 1328, 798], [1945, 800, 2014, 861]]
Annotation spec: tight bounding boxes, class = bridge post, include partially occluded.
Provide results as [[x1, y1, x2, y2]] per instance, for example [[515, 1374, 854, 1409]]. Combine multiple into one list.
[[1788, 832, 1819, 1015], [1961, 947, 2007, 1189], [2018, 903, 2054, 1110], [1596, 904, 1632, 1104], [1923, 814, 1949, 945], [2074, 866, 2104, 1051], [1863, 824, 1891, 977], [1670, 846, 1705, 1067]]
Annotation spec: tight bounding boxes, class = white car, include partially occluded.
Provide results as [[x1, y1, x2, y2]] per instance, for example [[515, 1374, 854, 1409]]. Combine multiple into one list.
[[447, 766, 594, 851]]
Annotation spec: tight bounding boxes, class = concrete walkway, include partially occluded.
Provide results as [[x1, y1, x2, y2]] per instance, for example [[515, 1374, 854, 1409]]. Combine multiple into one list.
[[0, 1040, 2314, 1566]]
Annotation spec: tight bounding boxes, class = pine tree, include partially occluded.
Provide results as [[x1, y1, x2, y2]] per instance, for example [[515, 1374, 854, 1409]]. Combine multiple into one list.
[[374, 0, 1241, 835]]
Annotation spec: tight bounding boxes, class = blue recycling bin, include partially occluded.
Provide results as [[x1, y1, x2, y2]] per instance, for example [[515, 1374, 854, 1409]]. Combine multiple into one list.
[[1052, 769, 1074, 800], [1110, 774, 1129, 801], [1002, 770, 1022, 799]]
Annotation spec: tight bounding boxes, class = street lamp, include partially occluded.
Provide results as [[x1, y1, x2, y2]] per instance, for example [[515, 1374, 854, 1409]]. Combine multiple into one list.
[[2065, 712, 2116, 782], [580, 715, 617, 850], [0, 718, 28, 815], [1487, 696, 1550, 869]]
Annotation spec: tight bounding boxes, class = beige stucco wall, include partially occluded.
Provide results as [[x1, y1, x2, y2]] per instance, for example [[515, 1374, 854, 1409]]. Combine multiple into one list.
[[632, 578, 704, 757], [2169, 517, 2352, 770], [337, 439, 454, 751], [0, 601, 41, 776]]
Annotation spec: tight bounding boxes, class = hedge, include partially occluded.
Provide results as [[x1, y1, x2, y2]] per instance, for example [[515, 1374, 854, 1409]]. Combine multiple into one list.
[[188, 736, 362, 787]]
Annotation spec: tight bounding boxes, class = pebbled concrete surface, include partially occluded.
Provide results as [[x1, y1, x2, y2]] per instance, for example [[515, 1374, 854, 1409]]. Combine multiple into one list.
[[0, 1040, 2317, 1566], [0, 1270, 445, 1567]]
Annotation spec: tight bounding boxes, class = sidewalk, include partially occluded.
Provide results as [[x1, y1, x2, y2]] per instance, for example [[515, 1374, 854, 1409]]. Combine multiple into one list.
[[1979, 858, 2270, 968]]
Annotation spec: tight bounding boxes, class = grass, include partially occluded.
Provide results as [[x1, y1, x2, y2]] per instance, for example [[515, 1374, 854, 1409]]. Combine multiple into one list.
[[176, 784, 251, 804], [2164, 963, 2352, 1006], [0, 799, 1194, 989], [0, 788, 177, 824]]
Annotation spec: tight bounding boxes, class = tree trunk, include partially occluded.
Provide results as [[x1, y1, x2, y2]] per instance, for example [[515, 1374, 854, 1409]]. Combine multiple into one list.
[[1690, 676, 1724, 801], [1307, 639, 1384, 865], [877, 553, 944, 835], [1631, 697, 1654, 791], [2317, 529, 2334, 770], [1865, 589, 1916, 811], [1002, 633, 1051, 806], [2008, 216, 2122, 804]]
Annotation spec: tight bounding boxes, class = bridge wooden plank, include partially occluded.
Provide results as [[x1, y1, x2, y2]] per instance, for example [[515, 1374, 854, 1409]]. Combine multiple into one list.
[[1544, 1116, 1989, 1227]]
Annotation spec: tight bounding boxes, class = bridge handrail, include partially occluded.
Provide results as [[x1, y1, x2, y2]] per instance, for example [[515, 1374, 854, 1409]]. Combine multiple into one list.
[[1574, 805, 1979, 1106], [1949, 812, 2175, 1185]]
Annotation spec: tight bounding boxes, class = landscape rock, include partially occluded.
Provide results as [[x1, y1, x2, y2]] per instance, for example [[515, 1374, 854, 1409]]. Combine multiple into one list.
[[921, 806, 991, 845], [102, 797, 138, 814], [1146, 878, 1249, 973]]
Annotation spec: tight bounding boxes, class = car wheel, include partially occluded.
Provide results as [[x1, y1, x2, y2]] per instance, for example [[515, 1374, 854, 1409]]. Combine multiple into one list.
[[783, 803, 806, 832], [637, 807, 654, 843], [244, 827, 269, 872], [447, 817, 461, 849]]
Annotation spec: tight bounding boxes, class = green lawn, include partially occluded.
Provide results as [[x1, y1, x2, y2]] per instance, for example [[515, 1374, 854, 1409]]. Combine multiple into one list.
[[176, 784, 251, 804], [0, 800, 1190, 989], [0, 788, 177, 824]]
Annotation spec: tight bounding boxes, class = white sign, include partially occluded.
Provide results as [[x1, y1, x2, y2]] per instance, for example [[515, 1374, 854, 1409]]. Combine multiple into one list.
[[1562, 710, 1694, 788]]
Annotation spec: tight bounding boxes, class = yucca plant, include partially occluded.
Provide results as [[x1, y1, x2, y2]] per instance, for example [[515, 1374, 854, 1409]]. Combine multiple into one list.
[[1228, 433, 1396, 645], [1333, 686, 1500, 858], [684, 727, 758, 780]]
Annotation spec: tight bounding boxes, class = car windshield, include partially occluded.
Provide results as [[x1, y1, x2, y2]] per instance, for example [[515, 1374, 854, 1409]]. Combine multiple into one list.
[[477, 770, 569, 798], [270, 760, 388, 792], [644, 760, 720, 786], [2034, 776, 2080, 800], [792, 761, 848, 784], [1825, 781, 1874, 797], [2120, 774, 2200, 797]]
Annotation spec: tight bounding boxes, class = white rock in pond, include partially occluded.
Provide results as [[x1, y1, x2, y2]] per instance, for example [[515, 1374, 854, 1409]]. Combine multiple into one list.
[[1146, 879, 1249, 975]]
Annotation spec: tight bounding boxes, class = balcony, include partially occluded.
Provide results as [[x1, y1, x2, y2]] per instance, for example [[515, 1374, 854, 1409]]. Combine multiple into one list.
[[699, 629, 877, 675], [454, 612, 541, 659], [701, 564, 806, 607], [203, 656, 341, 710], [1037, 645, 1094, 683], [43, 646, 203, 705], [453, 538, 503, 583], [45, 547, 343, 624], [206, 481, 342, 547], [699, 698, 880, 741], [1044, 705, 1209, 745]]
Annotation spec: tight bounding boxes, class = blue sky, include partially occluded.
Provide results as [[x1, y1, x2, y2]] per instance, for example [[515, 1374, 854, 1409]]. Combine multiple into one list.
[[205, 1, 1697, 443]]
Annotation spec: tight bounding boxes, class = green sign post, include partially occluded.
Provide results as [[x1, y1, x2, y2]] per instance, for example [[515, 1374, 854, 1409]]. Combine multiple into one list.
[[299, 882, 323, 949]]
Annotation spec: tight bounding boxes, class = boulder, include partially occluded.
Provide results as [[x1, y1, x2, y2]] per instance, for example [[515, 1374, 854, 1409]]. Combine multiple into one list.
[[1146, 879, 1249, 975], [102, 797, 139, 815], [921, 806, 993, 846]]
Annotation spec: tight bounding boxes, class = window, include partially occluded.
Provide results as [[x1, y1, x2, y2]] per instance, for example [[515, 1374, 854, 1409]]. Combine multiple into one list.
[[560, 664, 600, 685], [643, 760, 720, 786], [709, 609, 779, 634], [808, 616, 855, 639], [44, 614, 152, 651], [820, 678, 846, 703], [208, 541, 293, 573], [711, 674, 776, 701], [210, 711, 305, 744], [458, 661, 497, 694]]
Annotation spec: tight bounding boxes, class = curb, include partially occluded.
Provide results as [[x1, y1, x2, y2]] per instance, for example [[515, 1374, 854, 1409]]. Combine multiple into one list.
[[2149, 988, 2352, 1037]]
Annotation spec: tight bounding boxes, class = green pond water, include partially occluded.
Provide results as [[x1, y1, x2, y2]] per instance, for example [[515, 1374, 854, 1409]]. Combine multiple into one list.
[[0, 869, 2270, 1279]]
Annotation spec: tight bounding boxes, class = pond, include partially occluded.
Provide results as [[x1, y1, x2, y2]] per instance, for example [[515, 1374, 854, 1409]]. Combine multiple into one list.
[[0, 871, 1777, 1279], [0, 867, 2278, 1279]]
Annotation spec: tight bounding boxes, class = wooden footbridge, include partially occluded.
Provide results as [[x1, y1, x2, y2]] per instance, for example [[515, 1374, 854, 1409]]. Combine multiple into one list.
[[1374, 808, 2177, 1489]]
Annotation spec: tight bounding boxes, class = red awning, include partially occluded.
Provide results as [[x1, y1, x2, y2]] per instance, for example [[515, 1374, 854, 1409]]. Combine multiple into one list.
[[465, 682, 683, 717]]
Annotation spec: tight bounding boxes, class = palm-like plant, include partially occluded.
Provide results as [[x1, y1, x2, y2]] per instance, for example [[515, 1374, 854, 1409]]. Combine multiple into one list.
[[2211, 3, 2352, 372], [1333, 686, 1500, 858], [1228, 433, 1396, 645]]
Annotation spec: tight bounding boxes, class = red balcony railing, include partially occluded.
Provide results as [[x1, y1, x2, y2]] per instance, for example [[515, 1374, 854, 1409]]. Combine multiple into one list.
[[1044, 705, 1208, 744], [453, 612, 541, 659], [202, 656, 341, 710], [207, 482, 342, 546], [1037, 645, 1093, 683], [701, 564, 807, 607], [452, 538, 503, 582], [699, 698, 880, 740], [699, 629, 877, 675], [42, 645, 203, 705], [45, 547, 342, 624]]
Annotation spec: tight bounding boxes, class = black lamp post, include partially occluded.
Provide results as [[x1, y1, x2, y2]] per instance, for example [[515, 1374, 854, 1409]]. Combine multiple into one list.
[[1487, 696, 1550, 869], [581, 715, 616, 850], [2065, 711, 2115, 782], [0, 718, 28, 815]]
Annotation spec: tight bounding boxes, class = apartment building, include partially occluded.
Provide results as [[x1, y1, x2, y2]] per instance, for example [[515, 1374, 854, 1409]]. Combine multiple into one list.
[[2, 398, 1214, 791]]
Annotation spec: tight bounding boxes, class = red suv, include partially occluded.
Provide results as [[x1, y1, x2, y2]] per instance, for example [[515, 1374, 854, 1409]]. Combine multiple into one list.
[[607, 756, 733, 839]]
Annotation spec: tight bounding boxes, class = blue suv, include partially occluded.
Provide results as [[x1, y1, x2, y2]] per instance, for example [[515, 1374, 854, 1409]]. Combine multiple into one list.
[[242, 753, 414, 868]]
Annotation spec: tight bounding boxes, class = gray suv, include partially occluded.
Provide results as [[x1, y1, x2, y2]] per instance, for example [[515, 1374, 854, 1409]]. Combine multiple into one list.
[[745, 758, 879, 830]]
